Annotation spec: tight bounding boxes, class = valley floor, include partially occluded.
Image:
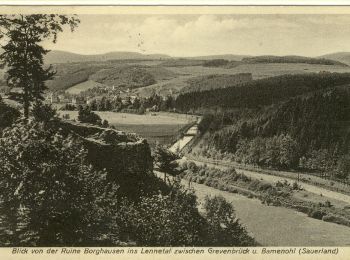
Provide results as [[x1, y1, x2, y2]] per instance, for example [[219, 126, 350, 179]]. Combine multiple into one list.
[[188, 180, 350, 246], [155, 171, 350, 246], [182, 155, 350, 205]]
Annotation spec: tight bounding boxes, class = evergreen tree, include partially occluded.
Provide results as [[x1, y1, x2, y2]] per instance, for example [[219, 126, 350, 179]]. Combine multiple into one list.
[[0, 15, 79, 118]]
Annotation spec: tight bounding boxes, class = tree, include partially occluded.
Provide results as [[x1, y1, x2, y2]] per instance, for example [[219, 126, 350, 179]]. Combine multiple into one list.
[[77, 105, 102, 126], [0, 15, 80, 118], [102, 119, 109, 128], [153, 145, 180, 181], [116, 182, 206, 246], [0, 98, 20, 129], [31, 102, 57, 123], [203, 195, 256, 246], [335, 154, 350, 180]]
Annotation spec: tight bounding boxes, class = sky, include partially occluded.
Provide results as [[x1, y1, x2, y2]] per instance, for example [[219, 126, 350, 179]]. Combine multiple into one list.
[[43, 14, 350, 57]]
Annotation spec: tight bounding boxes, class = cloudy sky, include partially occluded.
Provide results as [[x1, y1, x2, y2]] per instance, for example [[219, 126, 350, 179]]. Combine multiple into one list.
[[43, 14, 350, 57]]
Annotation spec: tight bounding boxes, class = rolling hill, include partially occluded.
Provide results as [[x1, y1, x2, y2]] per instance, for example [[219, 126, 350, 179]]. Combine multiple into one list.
[[44, 50, 171, 64], [242, 55, 348, 66], [44, 50, 252, 64], [186, 54, 251, 61], [319, 52, 350, 65]]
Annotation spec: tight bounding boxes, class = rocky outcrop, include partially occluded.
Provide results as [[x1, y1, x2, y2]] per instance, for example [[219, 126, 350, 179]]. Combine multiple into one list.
[[60, 121, 153, 183]]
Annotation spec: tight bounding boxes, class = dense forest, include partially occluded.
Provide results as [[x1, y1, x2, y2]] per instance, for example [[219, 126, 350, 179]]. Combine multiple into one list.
[[195, 87, 350, 178], [175, 72, 350, 112], [182, 73, 252, 93], [242, 55, 348, 66]]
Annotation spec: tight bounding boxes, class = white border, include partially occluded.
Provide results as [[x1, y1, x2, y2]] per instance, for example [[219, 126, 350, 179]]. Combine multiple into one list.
[[2, 0, 350, 6]]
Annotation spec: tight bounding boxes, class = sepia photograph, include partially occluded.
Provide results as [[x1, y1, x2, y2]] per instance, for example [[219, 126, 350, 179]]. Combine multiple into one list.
[[0, 4, 350, 252]]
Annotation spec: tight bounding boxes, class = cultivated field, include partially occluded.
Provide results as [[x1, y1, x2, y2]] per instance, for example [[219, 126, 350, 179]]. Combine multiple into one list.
[[65, 80, 107, 95], [166, 63, 350, 79], [58, 111, 197, 145], [133, 62, 350, 97]]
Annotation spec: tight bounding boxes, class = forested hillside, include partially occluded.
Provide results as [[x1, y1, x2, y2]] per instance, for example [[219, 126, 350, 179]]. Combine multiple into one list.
[[194, 87, 350, 178], [242, 55, 347, 66], [182, 73, 252, 93], [175, 72, 350, 112], [45, 62, 176, 92]]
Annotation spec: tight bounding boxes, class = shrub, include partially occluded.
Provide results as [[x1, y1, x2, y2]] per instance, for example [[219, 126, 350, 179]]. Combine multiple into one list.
[[102, 119, 109, 128], [203, 195, 256, 246], [116, 182, 206, 246], [322, 214, 350, 226], [324, 200, 333, 208], [197, 177, 205, 184], [258, 182, 273, 191], [307, 207, 327, 220], [0, 121, 119, 246], [292, 181, 301, 190], [77, 105, 102, 126]]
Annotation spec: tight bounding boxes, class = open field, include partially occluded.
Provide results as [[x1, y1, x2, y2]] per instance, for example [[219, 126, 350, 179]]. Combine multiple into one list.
[[132, 62, 350, 97], [58, 111, 197, 145], [166, 63, 350, 79], [190, 180, 350, 246], [65, 80, 107, 94]]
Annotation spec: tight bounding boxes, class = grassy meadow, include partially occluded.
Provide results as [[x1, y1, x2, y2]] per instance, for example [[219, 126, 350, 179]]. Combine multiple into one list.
[[58, 111, 197, 145]]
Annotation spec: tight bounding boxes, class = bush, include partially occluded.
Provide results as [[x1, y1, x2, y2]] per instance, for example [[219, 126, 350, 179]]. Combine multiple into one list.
[[203, 195, 256, 246], [322, 214, 350, 226], [0, 121, 119, 246], [77, 106, 102, 126], [102, 119, 109, 128], [307, 207, 327, 220], [292, 181, 301, 190], [258, 182, 273, 191], [116, 182, 206, 246]]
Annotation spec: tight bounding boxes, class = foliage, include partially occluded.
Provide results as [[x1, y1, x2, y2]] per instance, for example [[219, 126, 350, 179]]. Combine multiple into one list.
[[0, 99, 20, 129], [90, 66, 156, 89], [334, 154, 350, 179], [153, 144, 180, 178], [0, 121, 119, 246], [203, 195, 256, 246], [46, 66, 98, 91], [0, 14, 79, 118], [242, 55, 348, 66], [196, 88, 350, 175], [116, 181, 256, 246], [175, 72, 350, 112], [31, 102, 58, 123], [202, 59, 229, 67], [116, 181, 206, 246], [77, 105, 102, 126], [182, 73, 252, 93]]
